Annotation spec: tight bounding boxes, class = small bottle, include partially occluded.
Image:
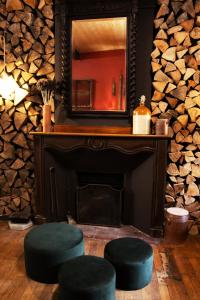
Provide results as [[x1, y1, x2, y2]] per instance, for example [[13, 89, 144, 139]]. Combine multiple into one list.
[[132, 95, 151, 134]]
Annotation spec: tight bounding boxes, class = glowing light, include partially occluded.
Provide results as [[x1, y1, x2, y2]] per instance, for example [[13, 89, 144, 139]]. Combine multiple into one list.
[[0, 33, 29, 103], [0, 72, 18, 100]]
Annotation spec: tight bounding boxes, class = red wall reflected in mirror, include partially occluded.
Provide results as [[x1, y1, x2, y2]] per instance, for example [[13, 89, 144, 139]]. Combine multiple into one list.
[[72, 17, 127, 112]]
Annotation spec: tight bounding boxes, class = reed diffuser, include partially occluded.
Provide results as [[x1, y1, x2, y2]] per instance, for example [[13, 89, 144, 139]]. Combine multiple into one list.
[[37, 79, 54, 132]]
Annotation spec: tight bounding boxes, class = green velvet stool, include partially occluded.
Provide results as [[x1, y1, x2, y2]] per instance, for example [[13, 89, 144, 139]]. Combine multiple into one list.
[[57, 255, 116, 300], [24, 222, 84, 283], [104, 237, 153, 290]]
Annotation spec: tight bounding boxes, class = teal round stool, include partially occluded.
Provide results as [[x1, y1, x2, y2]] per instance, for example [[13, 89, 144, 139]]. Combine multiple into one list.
[[104, 237, 153, 290], [24, 223, 84, 283], [57, 255, 116, 300]]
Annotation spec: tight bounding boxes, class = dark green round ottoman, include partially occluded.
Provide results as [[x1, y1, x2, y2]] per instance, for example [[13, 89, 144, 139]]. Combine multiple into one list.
[[104, 237, 153, 290], [57, 255, 116, 300], [24, 223, 84, 283]]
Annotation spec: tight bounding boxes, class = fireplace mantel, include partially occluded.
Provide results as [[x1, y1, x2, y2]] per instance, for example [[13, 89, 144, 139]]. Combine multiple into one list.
[[32, 126, 169, 236]]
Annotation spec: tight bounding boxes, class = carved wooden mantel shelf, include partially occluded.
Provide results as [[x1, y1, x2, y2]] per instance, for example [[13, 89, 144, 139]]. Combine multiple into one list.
[[31, 124, 170, 139], [31, 125, 170, 237]]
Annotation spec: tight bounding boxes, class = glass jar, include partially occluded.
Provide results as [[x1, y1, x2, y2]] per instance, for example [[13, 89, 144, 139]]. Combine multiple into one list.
[[132, 95, 151, 134]]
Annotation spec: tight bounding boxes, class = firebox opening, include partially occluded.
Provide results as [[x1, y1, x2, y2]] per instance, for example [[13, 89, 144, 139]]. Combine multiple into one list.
[[76, 172, 124, 227]]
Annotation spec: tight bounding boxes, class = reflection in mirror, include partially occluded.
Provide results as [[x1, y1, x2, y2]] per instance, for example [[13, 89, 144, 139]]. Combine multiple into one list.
[[72, 17, 127, 112]]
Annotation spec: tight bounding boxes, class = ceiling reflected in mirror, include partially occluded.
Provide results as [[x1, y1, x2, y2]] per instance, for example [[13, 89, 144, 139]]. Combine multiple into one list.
[[72, 17, 127, 112]]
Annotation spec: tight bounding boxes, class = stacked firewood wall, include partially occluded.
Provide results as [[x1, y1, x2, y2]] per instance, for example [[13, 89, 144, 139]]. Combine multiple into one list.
[[0, 0, 54, 217], [152, 0, 200, 233]]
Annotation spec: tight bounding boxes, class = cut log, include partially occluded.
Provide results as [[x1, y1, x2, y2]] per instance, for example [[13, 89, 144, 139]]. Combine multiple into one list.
[[170, 37, 178, 46], [185, 55, 198, 70], [189, 44, 200, 54], [195, 0, 200, 13], [162, 47, 176, 62], [179, 163, 191, 177], [167, 163, 179, 176], [174, 183, 184, 194], [184, 195, 196, 205], [190, 27, 200, 40], [151, 102, 159, 111], [169, 152, 182, 162], [175, 131, 184, 143], [177, 12, 188, 24], [151, 48, 160, 58], [185, 201, 200, 212], [166, 183, 175, 196], [188, 107, 200, 122], [175, 103, 185, 114], [154, 18, 164, 29], [180, 129, 190, 137], [169, 69, 181, 83], [156, 4, 169, 18], [185, 156, 196, 162], [184, 68, 196, 81], [160, 22, 168, 30], [191, 164, 200, 177], [156, 29, 168, 40], [153, 81, 167, 92], [170, 140, 184, 152], [187, 182, 200, 196], [167, 25, 182, 35], [165, 83, 176, 93], [166, 11, 175, 26], [183, 35, 192, 47], [177, 49, 188, 59], [171, 1, 184, 15], [151, 90, 165, 101], [166, 97, 178, 108], [186, 174, 196, 184], [193, 71, 200, 84], [182, 0, 196, 18], [164, 62, 177, 73], [180, 19, 194, 32], [159, 101, 168, 112], [152, 106, 161, 116], [169, 176, 177, 183], [183, 135, 193, 143], [154, 70, 172, 83], [165, 195, 175, 203], [196, 16, 200, 27], [151, 62, 162, 72], [154, 40, 169, 53], [174, 31, 188, 44], [169, 86, 187, 101], [186, 144, 197, 151], [174, 59, 186, 74], [194, 50, 200, 65], [176, 196, 184, 207]]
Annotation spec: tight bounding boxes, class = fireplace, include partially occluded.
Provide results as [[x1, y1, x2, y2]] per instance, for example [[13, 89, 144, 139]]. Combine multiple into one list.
[[33, 129, 169, 236]]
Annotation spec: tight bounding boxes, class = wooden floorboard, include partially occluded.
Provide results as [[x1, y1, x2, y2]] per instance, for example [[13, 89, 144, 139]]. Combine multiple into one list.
[[0, 221, 200, 300]]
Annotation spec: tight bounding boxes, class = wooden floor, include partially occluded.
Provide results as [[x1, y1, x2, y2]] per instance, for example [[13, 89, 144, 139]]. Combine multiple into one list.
[[1, 221, 200, 300]]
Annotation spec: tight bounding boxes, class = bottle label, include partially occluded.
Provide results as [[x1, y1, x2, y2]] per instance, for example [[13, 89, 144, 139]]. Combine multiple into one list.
[[132, 115, 151, 134]]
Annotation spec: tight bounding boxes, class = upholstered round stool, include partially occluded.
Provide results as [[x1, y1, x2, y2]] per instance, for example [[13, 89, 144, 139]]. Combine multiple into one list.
[[104, 237, 153, 290], [24, 222, 84, 283], [57, 255, 116, 300]]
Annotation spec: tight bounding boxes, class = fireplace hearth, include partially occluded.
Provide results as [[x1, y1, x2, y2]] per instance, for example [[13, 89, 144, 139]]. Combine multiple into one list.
[[33, 130, 169, 236]]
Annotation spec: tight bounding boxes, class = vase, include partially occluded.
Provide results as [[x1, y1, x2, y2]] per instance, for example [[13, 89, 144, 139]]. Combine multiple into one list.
[[43, 104, 51, 132]]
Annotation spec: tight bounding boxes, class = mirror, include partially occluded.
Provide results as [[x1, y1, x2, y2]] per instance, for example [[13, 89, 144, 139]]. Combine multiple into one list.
[[71, 18, 127, 112], [54, 0, 148, 119]]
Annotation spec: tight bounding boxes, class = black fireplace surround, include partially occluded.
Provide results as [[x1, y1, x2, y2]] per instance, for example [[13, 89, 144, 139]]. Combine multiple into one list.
[[33, 133, 168, 237]]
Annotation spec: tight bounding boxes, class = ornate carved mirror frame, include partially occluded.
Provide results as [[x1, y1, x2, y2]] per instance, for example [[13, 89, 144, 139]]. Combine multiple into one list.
[[55, 0, 156, 120]]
